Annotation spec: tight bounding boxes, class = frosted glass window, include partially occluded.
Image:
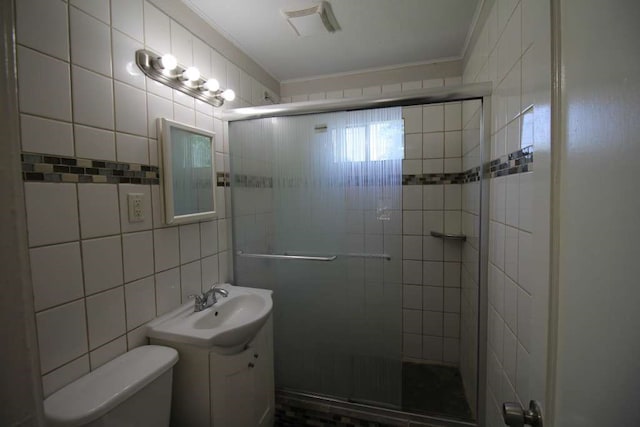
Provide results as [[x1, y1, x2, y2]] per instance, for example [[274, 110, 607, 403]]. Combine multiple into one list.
[[332, 120, 403, 162]]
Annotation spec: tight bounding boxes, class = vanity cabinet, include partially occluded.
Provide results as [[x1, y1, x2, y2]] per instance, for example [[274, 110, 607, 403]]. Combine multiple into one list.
[[150, 315, 274, 427], [210, 316, 274, 426]]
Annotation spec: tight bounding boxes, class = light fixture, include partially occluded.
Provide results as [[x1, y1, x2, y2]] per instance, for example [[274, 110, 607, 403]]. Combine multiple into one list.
[[181, 66, 200, 82], [282, 1, 340, 37], [203, 78, 220, 93], [221, 89, 236, 101], [158, 53, 177, 72], [135, 50, 236, 107]]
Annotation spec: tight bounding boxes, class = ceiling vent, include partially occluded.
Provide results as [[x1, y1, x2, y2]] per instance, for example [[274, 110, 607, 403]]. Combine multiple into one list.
[[283, 1, 340, 37]]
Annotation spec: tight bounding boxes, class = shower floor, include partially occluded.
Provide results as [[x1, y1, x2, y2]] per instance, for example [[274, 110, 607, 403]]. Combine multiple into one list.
[[275, 363, 473, 426], [402, 362, 473, 420]]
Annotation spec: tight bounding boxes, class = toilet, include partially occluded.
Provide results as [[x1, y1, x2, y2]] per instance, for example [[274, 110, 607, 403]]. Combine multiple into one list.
[[44, 345, 179, 427]]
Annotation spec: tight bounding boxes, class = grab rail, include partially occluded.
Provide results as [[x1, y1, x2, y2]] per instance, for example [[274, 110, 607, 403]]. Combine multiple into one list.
[[346, 253, 392, 261], [236, 251, 392, 261], [236, 251, 337, 262], [430, 231, 467, 241]]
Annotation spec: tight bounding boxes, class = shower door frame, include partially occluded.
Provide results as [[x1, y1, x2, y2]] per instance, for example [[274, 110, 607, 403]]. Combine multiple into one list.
[[223, 83, 492, 427]]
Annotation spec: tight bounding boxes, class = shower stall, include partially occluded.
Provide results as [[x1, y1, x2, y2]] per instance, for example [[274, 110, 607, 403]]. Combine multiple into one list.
[[225, 85, 491, 426]]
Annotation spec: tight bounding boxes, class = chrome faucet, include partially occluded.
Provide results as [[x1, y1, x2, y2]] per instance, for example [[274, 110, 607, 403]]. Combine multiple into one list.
[[189, 285, 229, 312]]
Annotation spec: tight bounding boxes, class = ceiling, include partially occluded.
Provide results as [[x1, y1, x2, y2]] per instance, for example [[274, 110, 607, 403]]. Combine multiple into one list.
[[182, 0, 480, 82]]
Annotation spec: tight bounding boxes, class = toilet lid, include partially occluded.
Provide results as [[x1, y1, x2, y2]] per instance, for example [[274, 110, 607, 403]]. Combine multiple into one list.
[[44, 345, 178, 427]]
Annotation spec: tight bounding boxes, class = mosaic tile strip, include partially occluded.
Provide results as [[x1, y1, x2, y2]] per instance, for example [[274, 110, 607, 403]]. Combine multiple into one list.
[[402, 167, 480, 186], [21, 153, 160, 185], [233, 173, 273, 188], [401, 146, 534, 186], [487, 145, 534, 178], [216, 172, 230, 187]]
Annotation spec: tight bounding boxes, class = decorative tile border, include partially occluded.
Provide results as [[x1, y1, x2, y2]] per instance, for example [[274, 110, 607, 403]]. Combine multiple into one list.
[[233, 173, 273, 188], [401, 146, 533, 186], [402, 167, 480, 186], [487, 145, 533, 178], [21, 153, 159, 185], [216, 172, 231, 187]]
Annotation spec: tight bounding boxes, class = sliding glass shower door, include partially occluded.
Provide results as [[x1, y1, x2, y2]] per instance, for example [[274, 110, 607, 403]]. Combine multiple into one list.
[[230, 107, 404, 407]]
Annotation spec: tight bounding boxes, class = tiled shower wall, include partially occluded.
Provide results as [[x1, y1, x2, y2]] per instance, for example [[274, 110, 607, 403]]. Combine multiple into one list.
[[462, 0, 550, 425], [400, 103, 465, 365], [16, 0, 277, 397]]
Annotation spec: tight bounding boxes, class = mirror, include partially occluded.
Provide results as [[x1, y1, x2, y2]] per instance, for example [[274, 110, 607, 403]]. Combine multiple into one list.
[[159, 118, 216, 224]]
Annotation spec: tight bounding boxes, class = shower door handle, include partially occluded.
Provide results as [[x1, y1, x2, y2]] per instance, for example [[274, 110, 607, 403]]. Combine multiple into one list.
[[502, 400, 543, 427]]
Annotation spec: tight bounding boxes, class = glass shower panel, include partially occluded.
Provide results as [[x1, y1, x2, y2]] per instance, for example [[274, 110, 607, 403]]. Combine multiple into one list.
[[459, 99, 482, 417], [230, 107, 404, 407]]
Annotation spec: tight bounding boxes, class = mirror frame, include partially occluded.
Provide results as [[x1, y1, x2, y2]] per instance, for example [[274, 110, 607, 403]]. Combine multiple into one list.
[[158, 118, 217, 225]]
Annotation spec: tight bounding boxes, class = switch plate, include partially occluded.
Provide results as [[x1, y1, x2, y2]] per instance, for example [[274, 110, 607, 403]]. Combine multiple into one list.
[[127, 193, 145, 222]]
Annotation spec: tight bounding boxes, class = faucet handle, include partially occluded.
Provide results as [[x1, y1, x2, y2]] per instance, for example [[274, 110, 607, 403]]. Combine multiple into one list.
[[188, 294, 204, 303]]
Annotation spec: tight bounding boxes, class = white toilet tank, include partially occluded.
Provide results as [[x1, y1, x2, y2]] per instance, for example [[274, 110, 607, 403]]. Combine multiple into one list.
[[44, 345, 179, 427]]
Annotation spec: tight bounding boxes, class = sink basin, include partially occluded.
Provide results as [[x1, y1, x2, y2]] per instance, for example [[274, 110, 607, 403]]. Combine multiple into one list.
[[146, 284, 272, 350]]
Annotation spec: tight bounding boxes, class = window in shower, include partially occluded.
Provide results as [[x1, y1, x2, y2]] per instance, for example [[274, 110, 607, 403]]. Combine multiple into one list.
[[332, 121, 404, 162]]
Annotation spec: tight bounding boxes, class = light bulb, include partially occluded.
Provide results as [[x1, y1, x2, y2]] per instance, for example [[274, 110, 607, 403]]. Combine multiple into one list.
[[159, 54, 177, 71], [182, 67, 200, 82], [221, 89, 236, 101], [203, 78, 220, 92]]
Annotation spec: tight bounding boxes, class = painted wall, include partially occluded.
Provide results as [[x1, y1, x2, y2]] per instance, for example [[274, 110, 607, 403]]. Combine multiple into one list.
[[15, 0, 277, 397], [462, 0, 551, 425], [553, 0, 640, 425], [0, 2, 45, 425]]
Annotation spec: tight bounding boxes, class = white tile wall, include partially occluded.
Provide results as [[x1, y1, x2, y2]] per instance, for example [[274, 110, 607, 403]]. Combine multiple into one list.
[[111, 0, 144, 42], [112, 28, 147, 82], [20, 115, 74, 157], [24, 183, 79, 247], [16, 0, 262, 396], [70, 7, 112, 76], [82, 236, 124, 295], [16, 0, 70, 60], [462, 0, 548, 423], [17, 47, 72, 121], [124, 276, 156, 330], [36, 300, 88, 373], [72, 66, 114, 129], [122, 231, 154, 282], [74, 124, 116, 160], [90, 336, 126, 370], [86, 287, 126, 349], [399, 102, 465, 365], [78, 184, 121, 238], [30, 242, 84, 311]]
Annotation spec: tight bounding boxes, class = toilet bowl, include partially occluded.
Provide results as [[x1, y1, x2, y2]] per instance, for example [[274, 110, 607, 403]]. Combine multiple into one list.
[[44, 345, 179, 427]]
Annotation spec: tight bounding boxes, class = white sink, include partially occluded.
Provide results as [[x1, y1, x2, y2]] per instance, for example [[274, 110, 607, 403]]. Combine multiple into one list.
[[146, 284, 272, 350]]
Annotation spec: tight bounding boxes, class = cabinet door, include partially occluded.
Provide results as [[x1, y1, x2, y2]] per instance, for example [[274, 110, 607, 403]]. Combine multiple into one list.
[[252, 317, 274, 426], [210, 349, 256, 427], [210, 318, 275, 427]]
